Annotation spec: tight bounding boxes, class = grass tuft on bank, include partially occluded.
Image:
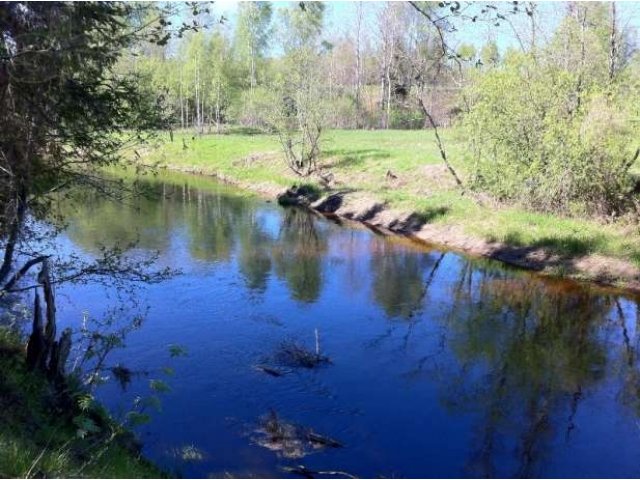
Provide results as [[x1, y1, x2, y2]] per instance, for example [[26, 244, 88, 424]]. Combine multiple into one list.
[[0, 327, 163, 479], [138, 128, 640, 268]]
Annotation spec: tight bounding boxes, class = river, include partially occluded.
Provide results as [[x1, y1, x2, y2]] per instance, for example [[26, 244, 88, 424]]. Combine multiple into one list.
[[53, 171, 640, 478]]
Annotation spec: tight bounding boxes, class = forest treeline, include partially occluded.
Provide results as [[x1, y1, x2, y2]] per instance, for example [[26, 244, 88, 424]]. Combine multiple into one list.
[[127, 1, 640, 216], [127, 1, 485, 131]]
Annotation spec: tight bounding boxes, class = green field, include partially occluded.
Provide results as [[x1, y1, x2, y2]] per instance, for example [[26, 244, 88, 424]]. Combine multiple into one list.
[[139, 128, 640, 270]]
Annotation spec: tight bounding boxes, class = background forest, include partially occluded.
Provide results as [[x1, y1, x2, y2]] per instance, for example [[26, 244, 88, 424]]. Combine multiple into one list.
[[125, 1, 640, 217]]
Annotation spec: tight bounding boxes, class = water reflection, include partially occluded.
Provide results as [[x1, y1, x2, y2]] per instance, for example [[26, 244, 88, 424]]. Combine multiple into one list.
[[58, 173, 640, 478], [272, 208, 326, 304], [237, 211, 272, 292], [371, 241, 442, 319], [380, 260, 640, 478], [61, 187, 173, 252], [64, 179, 332, 304], [443, 272, 609, 477]]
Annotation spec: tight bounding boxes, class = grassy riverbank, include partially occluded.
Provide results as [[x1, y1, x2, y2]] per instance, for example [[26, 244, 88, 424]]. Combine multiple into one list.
[[138, 128, 640, 288], [0, 327, 162, 478]]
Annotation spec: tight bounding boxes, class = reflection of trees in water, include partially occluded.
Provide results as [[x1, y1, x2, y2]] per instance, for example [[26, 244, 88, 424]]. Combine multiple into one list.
[[423, 263, 620, 478], [60, 180, 640, 475], [65, 180, 332, 302], [370, 241, 442, 319], [272, 208, 327, 303], [60, 183, 173, 253], [150, 184, 330, 303], [339, 230, 368, 294], [365, 256, 640, 477], [610, 298, 640, 419], [237, 211, 272, 292], [181, 184, 246, 263]]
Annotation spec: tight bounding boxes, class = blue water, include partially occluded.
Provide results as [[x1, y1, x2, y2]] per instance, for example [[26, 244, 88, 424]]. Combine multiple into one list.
[[53, 172, 640, 478]]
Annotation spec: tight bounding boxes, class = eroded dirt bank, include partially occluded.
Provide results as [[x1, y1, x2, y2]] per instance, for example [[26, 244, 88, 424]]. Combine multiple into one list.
[[155, 163, 640, 294]]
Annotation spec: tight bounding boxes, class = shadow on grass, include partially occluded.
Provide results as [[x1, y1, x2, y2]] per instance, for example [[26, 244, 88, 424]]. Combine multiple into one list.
[[413, 207, 450, 224], [497, 231, 605, 257], [484, 230, 640, 282], [387, 207, 450, 233], [322, 149, 391, 169], [224, 126, 269, 136]]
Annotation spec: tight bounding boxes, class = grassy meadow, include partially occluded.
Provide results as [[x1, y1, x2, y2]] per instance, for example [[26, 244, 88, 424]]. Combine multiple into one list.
[[139, 128, 640, 268]]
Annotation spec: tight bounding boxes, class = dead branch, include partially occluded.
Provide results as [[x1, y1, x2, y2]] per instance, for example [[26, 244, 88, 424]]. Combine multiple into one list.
[[418, 97, 464, 190]]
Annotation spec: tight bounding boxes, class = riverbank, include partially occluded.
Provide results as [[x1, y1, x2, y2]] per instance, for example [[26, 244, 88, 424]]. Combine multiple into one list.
[[138, 129, 640, 292], [0, 327, 163, 478]]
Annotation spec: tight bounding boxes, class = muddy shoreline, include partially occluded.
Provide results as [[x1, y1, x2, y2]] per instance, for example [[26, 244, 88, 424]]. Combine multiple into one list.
[[155, 163, 640, 295]]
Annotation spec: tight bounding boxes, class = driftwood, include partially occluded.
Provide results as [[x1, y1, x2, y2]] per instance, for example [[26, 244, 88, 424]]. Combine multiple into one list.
[[274, 340, 331, 369], [253, 410, 343, 459], [306, 431, 344, 449]]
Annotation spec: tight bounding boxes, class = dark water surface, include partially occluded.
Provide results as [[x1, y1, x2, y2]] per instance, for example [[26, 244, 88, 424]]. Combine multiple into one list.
[[55, 171, 640, 478]]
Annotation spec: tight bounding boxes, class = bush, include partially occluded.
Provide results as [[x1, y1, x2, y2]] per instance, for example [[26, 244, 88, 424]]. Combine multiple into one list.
[[233, 87, 276, 129], [463, 51, 639, 217], [389, 105, 424, 130]]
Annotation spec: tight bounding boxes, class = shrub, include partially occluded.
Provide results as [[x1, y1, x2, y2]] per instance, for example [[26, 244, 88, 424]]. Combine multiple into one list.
[[463, 51, 639, 217]]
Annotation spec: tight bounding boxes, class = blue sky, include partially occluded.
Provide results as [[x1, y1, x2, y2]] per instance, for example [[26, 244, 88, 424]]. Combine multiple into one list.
[[207, 1, 640, 54]]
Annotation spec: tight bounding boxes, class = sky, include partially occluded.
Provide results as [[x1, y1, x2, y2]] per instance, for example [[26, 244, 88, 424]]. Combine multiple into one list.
[[204, 1, 640, 54]]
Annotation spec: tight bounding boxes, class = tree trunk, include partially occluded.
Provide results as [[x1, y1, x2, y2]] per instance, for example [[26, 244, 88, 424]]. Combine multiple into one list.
[[26, 292, 46, 371], [354, 2, 363, 128], [0, 186, 26, 285], [609, 2, 618, 81], [25, 259, 69, 385]]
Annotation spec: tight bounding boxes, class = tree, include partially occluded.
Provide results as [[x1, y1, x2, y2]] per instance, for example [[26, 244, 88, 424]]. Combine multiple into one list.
[[234, 2, 273, 93], [480, 40, 500, 67], [353, 2, 366, 128], [0, 3, 211, 285], [269, 2, 328, 177], [0, 3, 208, 388], [457, 43, 477, 63], [463, 47, 640, 215]]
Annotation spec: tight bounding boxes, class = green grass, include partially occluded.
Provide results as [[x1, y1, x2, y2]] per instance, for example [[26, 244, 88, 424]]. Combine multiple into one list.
[[0, 328, 163, 478], [138, 127, 640, 268]]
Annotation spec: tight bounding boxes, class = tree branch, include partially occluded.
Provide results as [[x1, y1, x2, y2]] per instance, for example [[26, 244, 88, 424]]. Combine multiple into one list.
[[2, 255, 50, 292], [418, 97, 464, 191]]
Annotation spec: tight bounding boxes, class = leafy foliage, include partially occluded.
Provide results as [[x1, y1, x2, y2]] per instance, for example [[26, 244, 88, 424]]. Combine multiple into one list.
[[463, 8, 640, 216], [267, 2, 329, 176]]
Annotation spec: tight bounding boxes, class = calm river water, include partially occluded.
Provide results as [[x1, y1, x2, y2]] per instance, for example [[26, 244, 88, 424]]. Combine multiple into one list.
[[54, 171, 640, 478]]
